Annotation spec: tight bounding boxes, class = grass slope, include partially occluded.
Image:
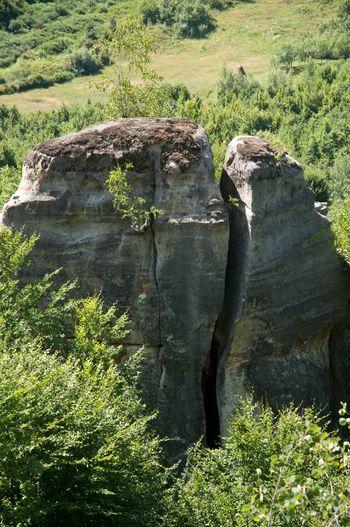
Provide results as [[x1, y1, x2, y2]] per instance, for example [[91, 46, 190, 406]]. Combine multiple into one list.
[[0, 0, 335, 112]]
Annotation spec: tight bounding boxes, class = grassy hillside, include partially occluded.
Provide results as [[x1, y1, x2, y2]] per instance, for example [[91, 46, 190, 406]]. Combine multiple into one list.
[[0, 0, 336, 112]]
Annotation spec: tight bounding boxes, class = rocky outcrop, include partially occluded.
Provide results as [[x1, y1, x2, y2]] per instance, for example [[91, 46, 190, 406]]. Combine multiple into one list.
[[1, 118, 229, 460], [1, 125, 349, 454], [215, 136, 349, 436]]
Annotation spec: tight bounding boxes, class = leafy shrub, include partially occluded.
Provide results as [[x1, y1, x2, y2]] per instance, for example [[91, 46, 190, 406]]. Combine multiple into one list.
[[38, 36, 72, 56], [0, 341, 166, 526], [141, 0, 216, 38], [2, 57, 75, 93], [327, 154, 350, 202], [0, 228, 76, 349], [69, 46, 102, 75], [0, 0, 24, 29], [0, 141, 16, 167], [98, 17, 180, 118], [0, 165, 20, 205], [167, 399, 350, 526], [329, 197, 350, 265], [172, 2, 216, 38], [0, 228, 167, 526]]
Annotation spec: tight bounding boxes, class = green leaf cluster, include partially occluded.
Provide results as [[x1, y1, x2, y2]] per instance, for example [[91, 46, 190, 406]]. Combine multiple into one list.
[[107, 164, 163, 230], [167, 399, 350, 527], [0, 228, 167, 525]]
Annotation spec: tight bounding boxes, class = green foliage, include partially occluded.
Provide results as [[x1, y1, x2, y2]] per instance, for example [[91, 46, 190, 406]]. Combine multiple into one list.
[[327, 154, 350, 202], [141, 0, 216, 38], [0, 164, 20, 204], [97, 17, 178, 118], [0, 56, 75, 94], [0, 0, 129, 90], [329, 197, 350, 265], [0, 345, 166, 526], [0, 227, 167, 526], [0, 0, 24, 30], [74, 295, 129, 367], [171, 2, 216, 39], [107, 164, 163, 230], [272, 43, 298, 70], [69, 46, 102, 76], [0, 228, 76, 349], [167, 399, 350, 526], [140, 0, 254, 38], [272, 0, 350, 67]]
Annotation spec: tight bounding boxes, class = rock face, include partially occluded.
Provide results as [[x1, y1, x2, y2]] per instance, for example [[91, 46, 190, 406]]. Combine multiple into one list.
[[1, 118, 229, 460], [1, 125, 349, 454], [215, 136, 349, 436]]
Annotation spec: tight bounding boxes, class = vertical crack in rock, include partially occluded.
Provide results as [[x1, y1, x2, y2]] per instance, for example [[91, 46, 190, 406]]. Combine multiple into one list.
[[150, 154, 162, 349], [0, 118, 230, 461], [203, 167, 250, 445], [202, 332, 221, 447], [214, 136, 350, 436]]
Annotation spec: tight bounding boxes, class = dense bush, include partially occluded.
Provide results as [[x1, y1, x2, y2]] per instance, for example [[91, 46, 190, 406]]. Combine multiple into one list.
[[330, 198, 350, 265], [0, 57, 75, 94], [69, 46, 102, 75], [0, 0, 124, 91], [0, 228, 167, 526], [0, 0, 24, 30], [141, 0, 216, 38], [167, 399, 350, 526], [172, 2, 216, 38], [272, 0, 350, 67]]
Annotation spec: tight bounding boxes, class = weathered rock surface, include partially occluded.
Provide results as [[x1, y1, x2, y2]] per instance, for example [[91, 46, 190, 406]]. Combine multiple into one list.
[[216, 136, 350, 435], [2, 125, 349, 453], [1, 118, 229, 459]]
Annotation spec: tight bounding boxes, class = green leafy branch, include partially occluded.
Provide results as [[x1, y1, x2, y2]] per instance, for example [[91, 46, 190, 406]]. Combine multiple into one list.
[[107, 163, 163, 230]]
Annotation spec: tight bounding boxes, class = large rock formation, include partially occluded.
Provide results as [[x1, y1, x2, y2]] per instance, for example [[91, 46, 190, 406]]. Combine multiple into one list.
[[215, 136, 349, 436], [1, 125, 349, 454], [0, 118, 229, 460]]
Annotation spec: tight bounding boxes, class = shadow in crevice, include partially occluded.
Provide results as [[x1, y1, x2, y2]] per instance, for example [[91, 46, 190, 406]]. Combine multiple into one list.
[[202, 333, 221, 447], [202, 167, 250, 447]]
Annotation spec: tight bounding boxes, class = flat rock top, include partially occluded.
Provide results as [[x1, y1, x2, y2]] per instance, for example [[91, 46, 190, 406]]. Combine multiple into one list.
[[34, 118, 201, 157], [235, 136, 276, 159], [226, 136, 301, 169]]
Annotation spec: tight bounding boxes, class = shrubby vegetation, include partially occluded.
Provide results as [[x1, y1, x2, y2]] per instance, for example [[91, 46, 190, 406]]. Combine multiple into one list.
[[0, 0, 129, 93], [0, 228, 167, 526], [0, 2, 349, 523], [273, 0, 350, 69], [140, 0, 216, 38], [140, 0, 253, 38], [0, 229, 350, 526], [0, 0, 255, 94], [167, 400, 350, 526]]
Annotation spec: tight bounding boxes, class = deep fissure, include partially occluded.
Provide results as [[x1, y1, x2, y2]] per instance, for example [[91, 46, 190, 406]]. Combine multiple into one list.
[[202, 332, 221, 448], [202, 168, 250, 447]]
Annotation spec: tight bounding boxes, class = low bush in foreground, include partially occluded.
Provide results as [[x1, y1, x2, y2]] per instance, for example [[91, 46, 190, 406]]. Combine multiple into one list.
[[167, 401, 350, 527], [0, 228, 167, 526], [0, 222, 349, 527]]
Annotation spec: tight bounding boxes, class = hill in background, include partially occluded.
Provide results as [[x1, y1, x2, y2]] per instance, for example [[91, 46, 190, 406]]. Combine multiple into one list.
[[0, 0, 336, 112]]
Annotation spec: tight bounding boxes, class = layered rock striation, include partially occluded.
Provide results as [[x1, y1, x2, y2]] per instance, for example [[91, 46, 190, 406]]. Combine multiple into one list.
[[1, 118, 229, 459], [1, 125, 349, 454], [215, 136, 349, 435]]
